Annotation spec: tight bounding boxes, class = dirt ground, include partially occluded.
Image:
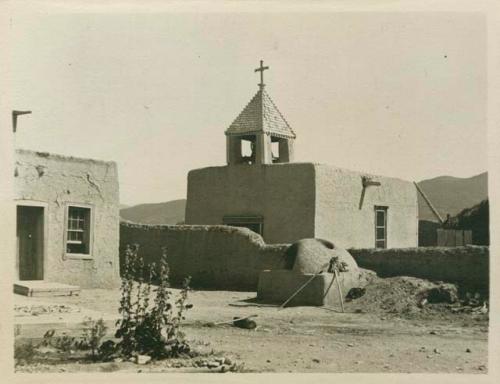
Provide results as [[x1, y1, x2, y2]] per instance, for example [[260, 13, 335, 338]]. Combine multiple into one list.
[[14, 276, 489, 373]]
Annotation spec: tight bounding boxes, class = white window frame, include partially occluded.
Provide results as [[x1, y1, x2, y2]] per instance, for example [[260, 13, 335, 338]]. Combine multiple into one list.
[[375, 206, 388, 249], [64, 203, 94, 260]]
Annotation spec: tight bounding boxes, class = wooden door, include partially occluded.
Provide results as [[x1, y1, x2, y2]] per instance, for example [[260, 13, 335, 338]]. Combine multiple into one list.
[[17, 206, 44, 280]]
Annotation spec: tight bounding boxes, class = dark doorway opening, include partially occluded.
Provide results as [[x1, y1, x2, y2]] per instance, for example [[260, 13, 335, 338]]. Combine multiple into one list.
[[17, 206, 44, 280], [223, 215, 264, 236]]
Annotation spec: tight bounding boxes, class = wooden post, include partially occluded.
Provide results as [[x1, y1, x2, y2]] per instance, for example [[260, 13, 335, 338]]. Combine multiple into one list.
[[334, 269, 345, 313], [414, 182, 444, 224]]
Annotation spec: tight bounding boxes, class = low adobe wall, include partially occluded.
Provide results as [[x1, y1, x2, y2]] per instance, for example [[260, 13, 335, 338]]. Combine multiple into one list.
[[120, 222, 489, 292], [119, 222, 288, 291], [349, 246, 489, 291]]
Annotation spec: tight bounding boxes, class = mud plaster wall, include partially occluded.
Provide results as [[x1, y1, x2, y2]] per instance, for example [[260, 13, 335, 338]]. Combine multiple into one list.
[[120, 223, 288, 291], [185, 162, 418, 248], [185, 163, 317, 244], [14, 149, 120, 288], [121, 223, 488, 292], [349, 246, 489, 291], [315, 165, 418, 249]]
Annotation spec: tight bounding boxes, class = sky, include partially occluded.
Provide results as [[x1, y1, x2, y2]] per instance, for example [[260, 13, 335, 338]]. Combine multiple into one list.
[[7, 9, 487, 205]]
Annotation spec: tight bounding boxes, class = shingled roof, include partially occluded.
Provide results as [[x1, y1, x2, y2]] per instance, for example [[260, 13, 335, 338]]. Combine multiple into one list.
[[225, 88, 296, 139]]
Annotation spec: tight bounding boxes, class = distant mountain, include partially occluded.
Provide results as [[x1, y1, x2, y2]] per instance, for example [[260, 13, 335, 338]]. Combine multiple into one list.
[[120, 172, 487, 226], [120, 199, 186, 225], [417, 172, 488, 222]]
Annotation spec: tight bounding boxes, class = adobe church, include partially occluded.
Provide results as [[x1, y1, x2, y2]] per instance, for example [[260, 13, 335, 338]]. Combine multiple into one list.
[[185, 61, 418, 249]]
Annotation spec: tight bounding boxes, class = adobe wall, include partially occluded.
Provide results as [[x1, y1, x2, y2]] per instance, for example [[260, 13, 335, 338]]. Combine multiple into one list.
[[315, 165, 418, 249], [121, 222, 488, 292], [185, 163, 317, 244], [349, 246, 489, 291], [14, 149, 120, 288], [119, 223, 288, 290]]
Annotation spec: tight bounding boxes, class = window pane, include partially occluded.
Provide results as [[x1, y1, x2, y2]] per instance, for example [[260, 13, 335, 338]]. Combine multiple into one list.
[[376, 240, 386, 248], [376, 210, 386, 226], [67, 207, 91, 254], [376, 227, 385, 240]]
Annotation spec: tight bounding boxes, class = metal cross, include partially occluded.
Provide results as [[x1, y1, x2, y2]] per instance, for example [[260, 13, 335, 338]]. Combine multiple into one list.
[[254, 60, 269, 88]]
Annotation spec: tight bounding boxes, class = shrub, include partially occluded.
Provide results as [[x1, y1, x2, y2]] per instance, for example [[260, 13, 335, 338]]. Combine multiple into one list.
[[114, 244, 193, 360]]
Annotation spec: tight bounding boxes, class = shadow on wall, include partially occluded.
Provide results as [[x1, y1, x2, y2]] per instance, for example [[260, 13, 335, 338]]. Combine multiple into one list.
[[418, 220, 440, 246], [119, 222, 288, 291]]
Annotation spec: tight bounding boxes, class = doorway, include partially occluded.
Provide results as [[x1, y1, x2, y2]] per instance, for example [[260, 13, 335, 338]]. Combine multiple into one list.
[[17, 206, 45, 280]]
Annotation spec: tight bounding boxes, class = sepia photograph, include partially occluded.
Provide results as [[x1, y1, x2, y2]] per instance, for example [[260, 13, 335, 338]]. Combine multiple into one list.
[[0, 0, 499, 381]]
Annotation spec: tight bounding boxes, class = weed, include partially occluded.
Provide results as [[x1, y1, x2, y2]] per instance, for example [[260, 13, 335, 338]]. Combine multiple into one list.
[[14, 342, 35, 365], [114, 244, 193, 360]]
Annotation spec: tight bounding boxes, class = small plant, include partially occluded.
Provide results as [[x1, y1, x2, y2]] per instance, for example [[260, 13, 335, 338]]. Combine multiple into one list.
[[37, 320, 107, 360], [14, 342, 35, 365], [80, 317, 108, 361], [40, 329, 78, 352], [114, 244, 193, 360]]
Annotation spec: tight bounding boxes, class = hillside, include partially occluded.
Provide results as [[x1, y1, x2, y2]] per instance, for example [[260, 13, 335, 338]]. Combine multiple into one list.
[[120, 172, 487, 226], [120, 199, 186, 225], [417, 172, 488, 222]]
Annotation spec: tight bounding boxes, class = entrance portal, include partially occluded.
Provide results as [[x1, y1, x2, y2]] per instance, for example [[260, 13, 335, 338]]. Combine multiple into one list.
[[17, 206, 44, 280]]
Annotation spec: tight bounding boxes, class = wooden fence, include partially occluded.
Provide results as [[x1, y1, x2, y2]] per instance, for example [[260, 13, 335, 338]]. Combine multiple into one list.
[[437, 229, 472, 247]]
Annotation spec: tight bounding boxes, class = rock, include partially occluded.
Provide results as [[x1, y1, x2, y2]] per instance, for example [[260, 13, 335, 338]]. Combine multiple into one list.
[[266, 359, 271, 363], [35, 346, 59, 354], [136, 355, 151, 365], [433, 348, 441, 354], [312, 358, 320, 363], [233, 317, 257, 329], [215, 357, 225, 364], [346, 287, 366, 302], [477, 365, 486, 371], [224, 357, 232, 365], [113, 357, 123, 363], [347, 343, 354, 347], [207, 361, 220, 369], [429, 330, 437, 335], [466, 348, 472, 353]]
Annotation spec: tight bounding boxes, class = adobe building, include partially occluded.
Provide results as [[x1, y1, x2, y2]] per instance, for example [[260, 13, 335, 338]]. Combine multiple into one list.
[[14, 149, 121, 289], [185, 62, 418, 249]]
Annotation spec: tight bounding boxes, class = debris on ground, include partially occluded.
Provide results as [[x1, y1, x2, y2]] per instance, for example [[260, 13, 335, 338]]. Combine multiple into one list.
[[233, 316, 257, 330], [345, 275, 488, 322], [345, 287, 366, 302], [136, 355, 152, 365], [15, 304, 81, 317], [194, 356, 241, 372], [203, 314, 258, 329]]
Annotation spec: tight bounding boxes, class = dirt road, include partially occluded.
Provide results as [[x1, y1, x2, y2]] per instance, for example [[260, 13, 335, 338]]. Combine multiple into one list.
[[14, 284, 488, 373]]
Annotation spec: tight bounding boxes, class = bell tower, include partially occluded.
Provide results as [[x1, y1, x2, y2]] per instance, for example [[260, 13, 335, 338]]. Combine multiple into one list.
[[225, 60, 296, 166]]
